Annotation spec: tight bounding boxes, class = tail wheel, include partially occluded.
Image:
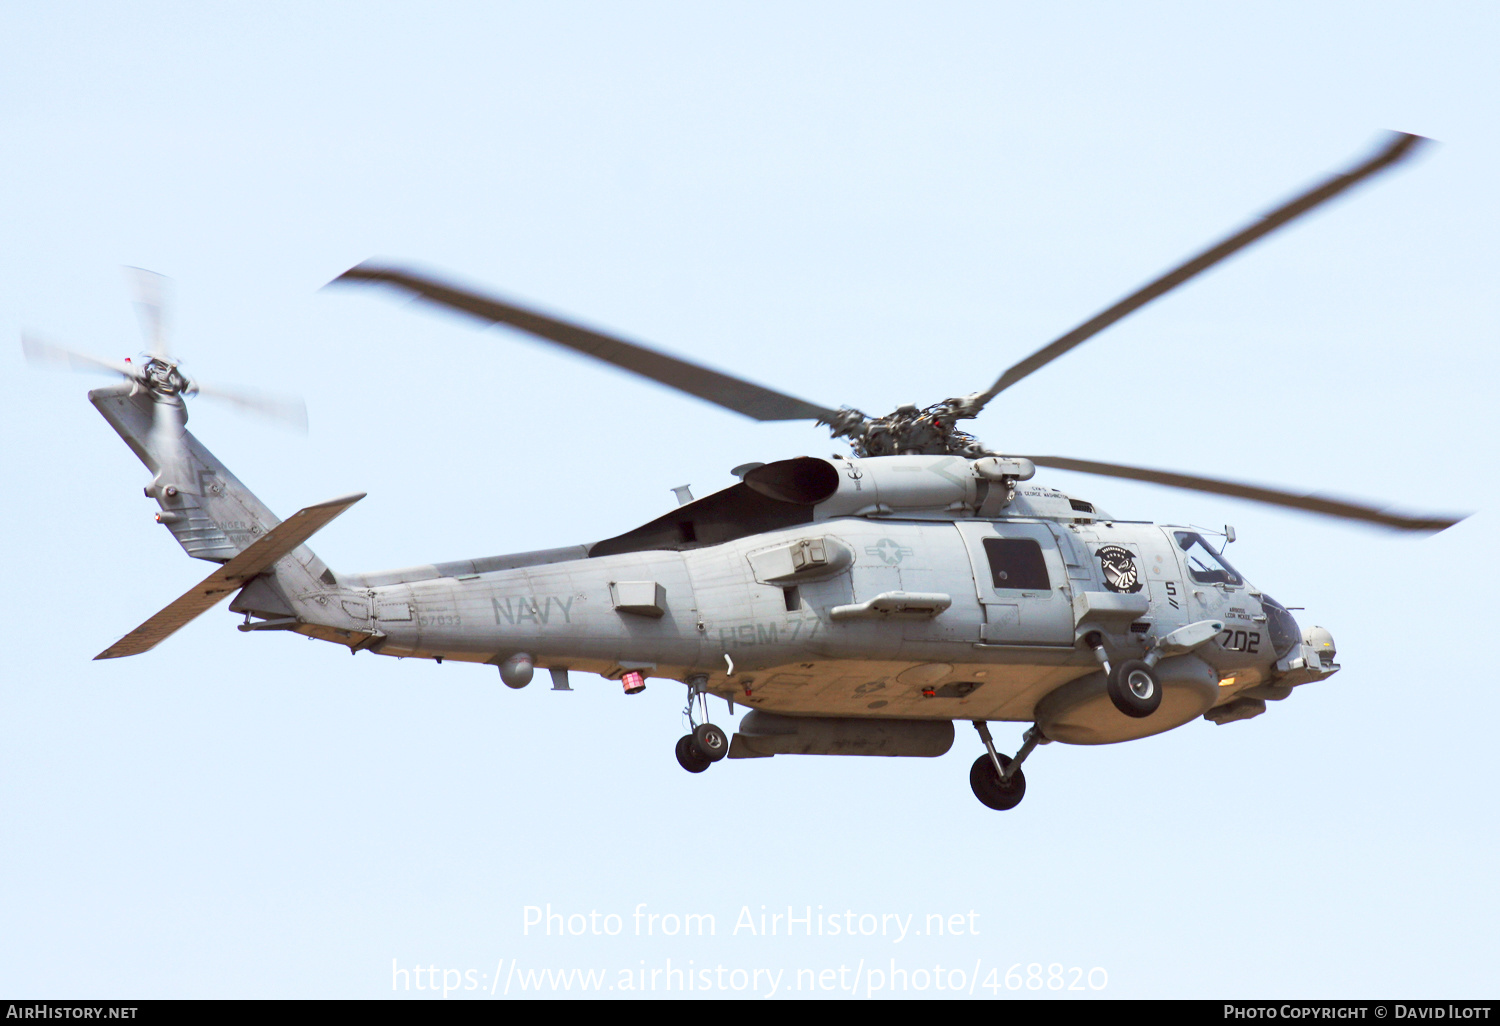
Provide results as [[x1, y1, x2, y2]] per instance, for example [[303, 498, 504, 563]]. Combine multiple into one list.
[[969, 754, 1025, 811], [1107, 659, 1162, 718]]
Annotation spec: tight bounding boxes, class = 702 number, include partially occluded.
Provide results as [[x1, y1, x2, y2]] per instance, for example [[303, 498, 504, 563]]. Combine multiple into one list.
[[1218, 628, 1261, 653]]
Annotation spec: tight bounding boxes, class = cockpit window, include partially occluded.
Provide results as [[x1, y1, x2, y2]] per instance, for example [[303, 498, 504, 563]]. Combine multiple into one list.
[[1173, 531, 1244, 586], [1261, 593, 1301, 659]]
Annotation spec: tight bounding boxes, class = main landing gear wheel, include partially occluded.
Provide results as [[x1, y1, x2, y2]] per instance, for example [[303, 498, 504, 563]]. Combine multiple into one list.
[[693, 723, 729, 762], [674, 674, 727, 773], [970, 754, 1026, 811], [675, 735, 711, 774], [970, 721, 1046, 811], [1107, 659, 1162, 718]]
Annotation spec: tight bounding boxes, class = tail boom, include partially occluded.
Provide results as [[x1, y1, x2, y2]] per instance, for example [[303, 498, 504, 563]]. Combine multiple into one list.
[[90, 381, 377, 655]]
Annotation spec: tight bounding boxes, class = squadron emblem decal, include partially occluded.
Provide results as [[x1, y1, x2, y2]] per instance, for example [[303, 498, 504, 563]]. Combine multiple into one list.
[[1097, 545, 1143, 593]]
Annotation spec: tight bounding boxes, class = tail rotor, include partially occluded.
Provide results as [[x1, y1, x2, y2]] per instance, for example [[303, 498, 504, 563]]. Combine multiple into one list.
[[23, 267, 308, 491]]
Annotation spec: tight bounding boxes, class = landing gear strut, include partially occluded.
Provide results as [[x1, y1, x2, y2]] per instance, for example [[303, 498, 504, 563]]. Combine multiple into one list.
[[969, 722, 1048, 811], [675, 674, 728, 773]]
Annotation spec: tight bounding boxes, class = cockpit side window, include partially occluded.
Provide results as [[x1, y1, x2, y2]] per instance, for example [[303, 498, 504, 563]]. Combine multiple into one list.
[[1173, 531, 1244, 586]]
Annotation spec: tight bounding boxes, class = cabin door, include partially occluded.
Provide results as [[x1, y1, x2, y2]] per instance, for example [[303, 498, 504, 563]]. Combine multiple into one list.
[[954, 522, 1073, 646]]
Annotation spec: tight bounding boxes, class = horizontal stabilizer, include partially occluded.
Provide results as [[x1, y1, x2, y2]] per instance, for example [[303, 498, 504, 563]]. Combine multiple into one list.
[[95, 493, 365, 660]]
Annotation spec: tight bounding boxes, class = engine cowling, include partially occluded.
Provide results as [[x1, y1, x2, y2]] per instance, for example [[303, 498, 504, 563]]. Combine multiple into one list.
[[742, 454, 1036, 518]]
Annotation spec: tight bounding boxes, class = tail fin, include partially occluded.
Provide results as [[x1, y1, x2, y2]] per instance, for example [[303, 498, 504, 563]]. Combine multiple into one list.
[[91, 382, 334, 578], [90, 382, 369, 648]]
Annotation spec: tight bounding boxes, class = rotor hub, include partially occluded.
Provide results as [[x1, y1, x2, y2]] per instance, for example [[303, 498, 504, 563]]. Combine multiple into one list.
[[142, 357, 191, 398], [828, 398, 989, 458]]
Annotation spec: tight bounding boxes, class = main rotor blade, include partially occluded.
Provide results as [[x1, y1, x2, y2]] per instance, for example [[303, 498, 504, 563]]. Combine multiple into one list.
[[974, 132, 1429, 410], [1024, 455, 1464, 533], [331, 262, 843, 423]]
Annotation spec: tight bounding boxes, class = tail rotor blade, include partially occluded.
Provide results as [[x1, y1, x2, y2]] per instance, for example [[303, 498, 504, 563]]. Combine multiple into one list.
[[31, 273, 314, 453], [192, 382, 309, 433], [125, 266, 172, 360], [22, 332, 138, 380]]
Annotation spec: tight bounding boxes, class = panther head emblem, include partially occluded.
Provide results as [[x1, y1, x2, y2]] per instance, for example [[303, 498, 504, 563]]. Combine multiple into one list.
[[1097, 544, 1143, 594]]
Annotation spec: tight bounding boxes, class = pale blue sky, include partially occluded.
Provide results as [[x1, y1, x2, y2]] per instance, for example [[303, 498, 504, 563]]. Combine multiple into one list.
[[2, 1, 1496, 998]]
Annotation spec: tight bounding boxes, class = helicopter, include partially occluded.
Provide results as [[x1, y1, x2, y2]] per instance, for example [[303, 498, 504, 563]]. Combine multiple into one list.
[[28, 131, 1464, 811]]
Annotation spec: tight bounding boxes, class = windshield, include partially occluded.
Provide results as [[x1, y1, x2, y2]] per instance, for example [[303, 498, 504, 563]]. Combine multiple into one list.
[[1174, 531, 1244, 586]]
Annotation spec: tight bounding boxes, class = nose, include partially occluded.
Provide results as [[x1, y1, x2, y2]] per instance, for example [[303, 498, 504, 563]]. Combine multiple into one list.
[[1302, 625, 1338, 671]]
